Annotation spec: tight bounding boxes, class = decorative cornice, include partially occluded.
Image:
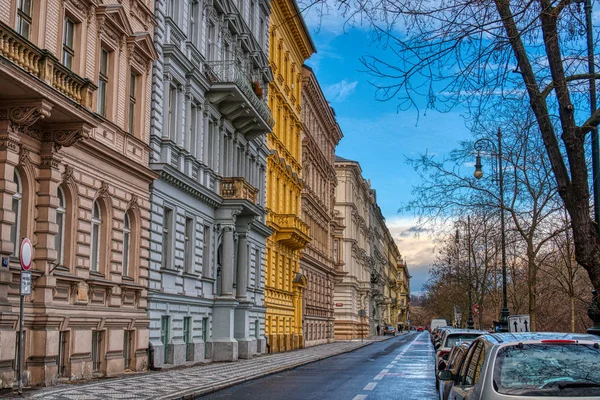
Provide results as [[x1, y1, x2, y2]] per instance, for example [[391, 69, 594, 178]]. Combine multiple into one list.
[[155, 164, 222, 208]]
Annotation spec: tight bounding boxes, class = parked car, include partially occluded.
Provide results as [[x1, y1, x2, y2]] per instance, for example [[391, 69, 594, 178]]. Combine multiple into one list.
[[439, 332, 600, 399], [438, 342, 471, 400], [435, 329, 488, 376], [417, 326, 425, 332], [383, 326, 396, 335]]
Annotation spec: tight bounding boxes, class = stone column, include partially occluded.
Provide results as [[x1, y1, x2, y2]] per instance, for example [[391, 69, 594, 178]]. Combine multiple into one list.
[[220, 225, 234, 297], [236, 233, 248, 300], [28, 140, 63, 386]]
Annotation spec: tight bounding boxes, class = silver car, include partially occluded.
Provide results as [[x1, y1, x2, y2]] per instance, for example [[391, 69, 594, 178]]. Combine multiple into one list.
[[439, 332, 600, 399]]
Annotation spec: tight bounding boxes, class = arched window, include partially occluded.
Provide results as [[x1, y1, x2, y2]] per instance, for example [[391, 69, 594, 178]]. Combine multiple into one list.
[[123, 213, 131, 277], [56, 187, 66, 265], [90, 201, 101, 272], [11, 170, 22, 256]]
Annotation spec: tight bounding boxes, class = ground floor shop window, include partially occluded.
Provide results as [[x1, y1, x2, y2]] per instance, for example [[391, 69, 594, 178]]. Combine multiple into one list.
[[183, 317, 192, 361], [57, 331, 68, 377], [161, 316, 170, 364], [91, 330, 102, 372], [123, 330, 133, 370]]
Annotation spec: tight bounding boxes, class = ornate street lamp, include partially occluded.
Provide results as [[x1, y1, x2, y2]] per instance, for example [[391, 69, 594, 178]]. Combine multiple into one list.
[[456, 216, 475, 329], [473, 128, 510, 332]]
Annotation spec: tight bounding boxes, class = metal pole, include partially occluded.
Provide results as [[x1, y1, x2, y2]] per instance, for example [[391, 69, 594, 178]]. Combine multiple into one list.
[[467, 215, 475, 329], [18, 293, 24, 394], [585, 0, 600, 236], [498, 128, 510, 332]]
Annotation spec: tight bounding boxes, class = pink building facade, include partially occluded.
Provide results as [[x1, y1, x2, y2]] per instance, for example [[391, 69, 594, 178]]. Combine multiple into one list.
[[0, 0, 156, 388]]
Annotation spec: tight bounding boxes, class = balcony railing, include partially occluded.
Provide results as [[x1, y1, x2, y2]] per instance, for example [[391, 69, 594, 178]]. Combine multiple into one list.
[[0, 22, 96, 108], [269, 213, 310, 249], [204, 61, 274, 127], [220, 177, 258, 204]]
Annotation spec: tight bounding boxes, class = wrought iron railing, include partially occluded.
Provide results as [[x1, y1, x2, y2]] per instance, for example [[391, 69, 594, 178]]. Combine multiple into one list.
[[204, 61, 274, 127]]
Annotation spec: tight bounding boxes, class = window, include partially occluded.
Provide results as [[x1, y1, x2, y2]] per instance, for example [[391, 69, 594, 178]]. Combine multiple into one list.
[[162, 208, 172, 268], [62, 17, 75, 69], [333, 239, 339, 264], [55, 187, 66, 265], [98, 48, 109, 117], [57, 331, 68, 377], [11, 171, 22, 257], [254, 320, 259, 339], [183, 316, 192, 361], [123, 213, 131, 277], [206, 22, 215, 60], [189, 1, 199, 46], [123, 330, 132, 370], [189, 103, 197, 155], [167, 0, 177, 20], [168, 85, 177, 140], [16, 0, 32, 40], [202, 225, 211, 276], [160, 316, 170, 364], [90, 201, 101, 272], [184, 217, 194, 272], [91, 330, 101, 372], [128, 72, 137, 134]]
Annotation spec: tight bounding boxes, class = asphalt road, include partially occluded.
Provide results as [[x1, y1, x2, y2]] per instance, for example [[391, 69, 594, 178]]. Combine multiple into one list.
[[198, 332, 437, 400]]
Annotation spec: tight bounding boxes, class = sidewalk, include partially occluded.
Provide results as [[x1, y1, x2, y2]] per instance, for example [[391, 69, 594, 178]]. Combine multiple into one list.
[[24, 335, 399, 400]]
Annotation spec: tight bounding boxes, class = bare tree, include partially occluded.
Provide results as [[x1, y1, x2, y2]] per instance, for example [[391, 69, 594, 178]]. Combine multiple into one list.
[[300, 0, 600, 308]]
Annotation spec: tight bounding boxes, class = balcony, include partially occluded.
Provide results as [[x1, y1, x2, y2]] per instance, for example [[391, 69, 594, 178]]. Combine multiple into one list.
[[0, 21, 96, 109], [204, 61, 274, 140], [268, 213, 310, 250], [220, 177, 258, 205]]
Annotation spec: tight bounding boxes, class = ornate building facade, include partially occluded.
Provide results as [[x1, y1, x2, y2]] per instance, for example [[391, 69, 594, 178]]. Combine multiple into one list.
[[299, 65, 342, 347], [265, 0, 315, 352], [0, 0, 157, 387], [396, 260, 411, 330], [147, 0, 273, 366], [332, 157, 373, 340], [333, 158, 406, 338]]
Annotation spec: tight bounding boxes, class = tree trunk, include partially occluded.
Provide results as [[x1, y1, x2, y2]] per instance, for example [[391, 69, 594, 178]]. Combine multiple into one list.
[[570, 293, 575, 333], [527, 245, 537, 331]]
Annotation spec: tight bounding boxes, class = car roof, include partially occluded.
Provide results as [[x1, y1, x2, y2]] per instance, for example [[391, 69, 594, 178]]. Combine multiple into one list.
[[480, 332, 600, 345], [445, 329, 488, 335]]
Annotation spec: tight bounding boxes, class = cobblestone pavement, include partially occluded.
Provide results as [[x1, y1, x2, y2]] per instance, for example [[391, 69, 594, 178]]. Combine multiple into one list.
[[25, 335, 397, 400]]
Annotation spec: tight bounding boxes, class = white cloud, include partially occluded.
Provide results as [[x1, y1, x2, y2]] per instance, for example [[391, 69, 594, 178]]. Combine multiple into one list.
[[324, 80, 358, 102], [385, 216, 437, 294]]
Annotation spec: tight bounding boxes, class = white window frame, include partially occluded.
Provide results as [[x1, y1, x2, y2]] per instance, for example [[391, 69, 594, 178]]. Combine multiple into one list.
[[91, 201, 102, 272], [56, 186, 66, 265], [123, 213, 131, 277], [11, 171, 22, 257]]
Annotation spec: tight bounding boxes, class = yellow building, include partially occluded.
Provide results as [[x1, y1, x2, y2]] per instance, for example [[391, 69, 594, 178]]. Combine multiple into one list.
[[265, 0, 316, 352]]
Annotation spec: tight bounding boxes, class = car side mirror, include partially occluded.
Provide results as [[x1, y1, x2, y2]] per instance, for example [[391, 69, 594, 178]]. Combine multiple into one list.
[[438, 370, 453, 381]]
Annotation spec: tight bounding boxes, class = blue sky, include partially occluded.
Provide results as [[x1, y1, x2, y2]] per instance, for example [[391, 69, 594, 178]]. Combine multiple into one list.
[[301, 7, 475, 293]]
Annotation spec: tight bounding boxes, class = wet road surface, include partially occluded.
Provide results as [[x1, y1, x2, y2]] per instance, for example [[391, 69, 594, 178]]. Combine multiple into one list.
[[199, 332, 437, 400]]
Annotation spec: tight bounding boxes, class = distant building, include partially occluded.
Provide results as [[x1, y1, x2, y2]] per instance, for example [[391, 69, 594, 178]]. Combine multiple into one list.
[[300, 65, 343, 347]]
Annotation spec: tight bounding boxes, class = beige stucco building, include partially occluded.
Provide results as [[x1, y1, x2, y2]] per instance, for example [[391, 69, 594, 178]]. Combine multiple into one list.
[[0, 0, 156, 387], [299, 65, 343, 347], [333, 158, 408, 339]]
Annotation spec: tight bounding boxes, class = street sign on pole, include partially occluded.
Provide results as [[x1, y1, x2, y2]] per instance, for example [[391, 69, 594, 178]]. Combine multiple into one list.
[[20, 271, 31, 296], [508, 315, 530, 332], [18, 237, 32, 394]]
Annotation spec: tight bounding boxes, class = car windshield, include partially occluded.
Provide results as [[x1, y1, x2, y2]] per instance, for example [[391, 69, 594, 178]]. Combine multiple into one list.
[[445, 334, 481, 347], [493, 343, 600, 397]]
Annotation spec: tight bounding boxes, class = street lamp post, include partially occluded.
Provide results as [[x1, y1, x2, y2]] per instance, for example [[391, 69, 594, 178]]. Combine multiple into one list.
[[474, 128, 510, 332], [456, 216, 475, 329]]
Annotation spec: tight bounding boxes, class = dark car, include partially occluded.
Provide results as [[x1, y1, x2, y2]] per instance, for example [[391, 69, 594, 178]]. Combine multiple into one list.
[[383, 325, 396, 335]]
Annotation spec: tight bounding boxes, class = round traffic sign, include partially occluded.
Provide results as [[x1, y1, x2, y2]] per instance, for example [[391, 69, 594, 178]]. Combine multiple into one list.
[[20, 238, 32, 271]]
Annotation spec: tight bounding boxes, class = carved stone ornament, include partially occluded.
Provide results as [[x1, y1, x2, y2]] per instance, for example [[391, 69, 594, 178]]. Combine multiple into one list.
[[127, 194, 139, 210], [97, 181, 110, 199], [62, 164, 75, 183], [8, 105, 52, 127], [18, 145, 33, 166], [46, 124, 91, 151]]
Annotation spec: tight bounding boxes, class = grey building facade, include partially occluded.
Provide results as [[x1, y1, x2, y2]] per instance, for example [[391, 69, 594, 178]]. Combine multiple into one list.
[[148, 0, 274, 366]]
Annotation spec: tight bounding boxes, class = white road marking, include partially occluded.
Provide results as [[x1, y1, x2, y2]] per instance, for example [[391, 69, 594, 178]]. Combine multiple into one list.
[[386, 364, 395, 369], [363, 382, 378, 391], [373, 373, 385, 380], [352, 395, 368, 400]]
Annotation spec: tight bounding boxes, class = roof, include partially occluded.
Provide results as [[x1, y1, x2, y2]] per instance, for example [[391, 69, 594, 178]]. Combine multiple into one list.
[[335, 155, 356, 162]]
